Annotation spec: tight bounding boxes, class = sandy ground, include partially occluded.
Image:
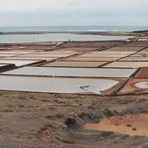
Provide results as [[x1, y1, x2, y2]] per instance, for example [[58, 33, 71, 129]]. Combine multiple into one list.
[[84, 114, 148, 136], [0, 91, 147, 148]]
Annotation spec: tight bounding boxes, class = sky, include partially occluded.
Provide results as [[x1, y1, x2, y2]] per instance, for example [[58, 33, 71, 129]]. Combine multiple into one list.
[[0, 0, 148, 26]]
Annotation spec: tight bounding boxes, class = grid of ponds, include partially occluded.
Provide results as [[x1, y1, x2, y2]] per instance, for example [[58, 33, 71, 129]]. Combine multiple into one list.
[[0, 41, 148, 95]]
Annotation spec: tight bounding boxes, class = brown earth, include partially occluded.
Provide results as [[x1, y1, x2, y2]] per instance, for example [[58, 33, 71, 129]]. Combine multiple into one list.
[[0, 91, 147, 148], [84, 114, 148, 136]]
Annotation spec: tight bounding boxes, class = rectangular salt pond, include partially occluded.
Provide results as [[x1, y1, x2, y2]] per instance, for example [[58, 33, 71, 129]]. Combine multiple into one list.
[[3, 67, 137, 78], [0, 76, 120, 95], [19, 54, 73, 58], [64, 57, 119, 62], [120, 56, 148, 62], [56, 47, 96, 52], [0, 63, 13, 67], [104, 62, 148, 68], [123, 42, 148, 47], [0, 63, 15, 69], [106, 47, 143, 52], [0, 60, 42, 67], [0, 51, 33, 54], [79, 51, 134, 58], [42, 61, 107, 68], [0, 53, 19, 57], [4, 57, 58, 61]]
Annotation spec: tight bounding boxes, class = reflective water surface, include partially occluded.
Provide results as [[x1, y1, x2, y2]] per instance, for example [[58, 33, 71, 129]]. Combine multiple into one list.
[[3, 67, 137, 77], [0, 76, 119, 94]]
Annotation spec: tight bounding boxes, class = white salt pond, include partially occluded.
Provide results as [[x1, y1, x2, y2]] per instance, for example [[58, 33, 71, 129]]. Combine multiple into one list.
[[0, 63, 15, 69], [135, 82, 148, 89], [0, 60, 41, 67], [0, 63, 13, 67], [3, 67, 137, 78], [0, 76, 119, 95]]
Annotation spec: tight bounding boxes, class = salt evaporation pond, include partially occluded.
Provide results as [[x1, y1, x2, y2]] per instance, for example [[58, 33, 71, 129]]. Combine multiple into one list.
[[3, 67, 137, 78], [0, 76, 119, 95], [135, 82, 148, 89]]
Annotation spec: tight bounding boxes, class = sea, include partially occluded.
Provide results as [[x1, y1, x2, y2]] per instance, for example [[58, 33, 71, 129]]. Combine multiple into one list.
[[0, 26, 147, 43]]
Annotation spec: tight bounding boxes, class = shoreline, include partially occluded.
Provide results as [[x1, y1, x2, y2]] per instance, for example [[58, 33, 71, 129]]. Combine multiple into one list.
[[0, 31, 134, 36], [0, 31, 134, 44], [0, 30, 148, 43], [1, 29, 148, 36]]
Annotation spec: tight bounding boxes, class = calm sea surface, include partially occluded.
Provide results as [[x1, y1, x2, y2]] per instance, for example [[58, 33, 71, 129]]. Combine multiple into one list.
[[0, 26, 147, 43]]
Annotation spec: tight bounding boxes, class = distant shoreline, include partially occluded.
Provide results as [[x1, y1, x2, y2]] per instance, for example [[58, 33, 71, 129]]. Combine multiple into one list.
[[1, 30, 148, 43], [0, 31, 134, 36], [0, 30, 147, 37]]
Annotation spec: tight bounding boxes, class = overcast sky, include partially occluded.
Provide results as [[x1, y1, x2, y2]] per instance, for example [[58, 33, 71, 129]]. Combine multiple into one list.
[[0, 0, 148, 26]]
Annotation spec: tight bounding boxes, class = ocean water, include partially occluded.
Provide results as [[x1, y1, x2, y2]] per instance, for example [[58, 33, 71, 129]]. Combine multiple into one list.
[[0, 26, 147, 43], [0, 26, 148, 32]]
